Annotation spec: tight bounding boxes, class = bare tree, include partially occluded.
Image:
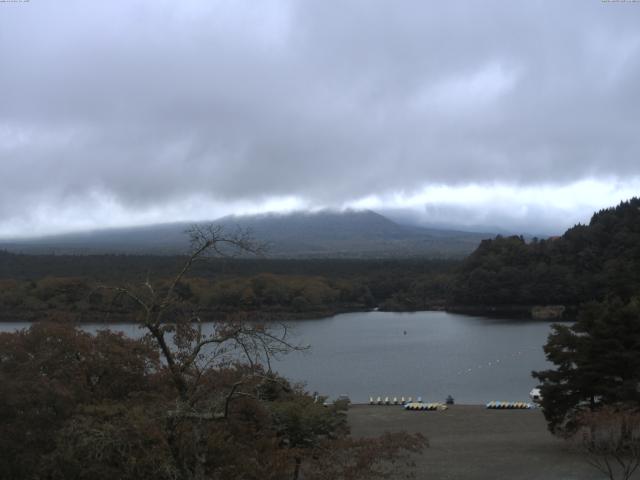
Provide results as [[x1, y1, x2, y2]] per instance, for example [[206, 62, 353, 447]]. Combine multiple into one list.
[[100, 224, 305, 480], [572, 406, 640, 480]]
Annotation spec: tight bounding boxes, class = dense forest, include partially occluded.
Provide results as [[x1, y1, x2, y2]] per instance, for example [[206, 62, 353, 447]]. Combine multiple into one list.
[[449, 198, 640, 315], [0, 254, 457, 321]]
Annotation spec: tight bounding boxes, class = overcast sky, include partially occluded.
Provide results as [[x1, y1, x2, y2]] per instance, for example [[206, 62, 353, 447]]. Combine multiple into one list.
[[1, 0, 639, 237]]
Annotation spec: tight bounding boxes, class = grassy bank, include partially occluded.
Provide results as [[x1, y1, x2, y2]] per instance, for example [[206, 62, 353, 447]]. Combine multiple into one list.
[[348, 405, 603, 480]]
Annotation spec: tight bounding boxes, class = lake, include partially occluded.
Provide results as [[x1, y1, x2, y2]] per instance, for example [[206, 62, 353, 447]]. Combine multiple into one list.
[[0, 311, 565, 404]]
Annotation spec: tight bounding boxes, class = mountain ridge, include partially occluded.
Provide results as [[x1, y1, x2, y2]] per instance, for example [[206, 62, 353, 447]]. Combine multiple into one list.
[[0, 209, 494, 258]]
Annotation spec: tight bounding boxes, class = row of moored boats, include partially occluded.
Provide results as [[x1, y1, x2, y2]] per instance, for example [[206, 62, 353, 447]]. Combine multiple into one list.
[[369, 396, 423, 405]]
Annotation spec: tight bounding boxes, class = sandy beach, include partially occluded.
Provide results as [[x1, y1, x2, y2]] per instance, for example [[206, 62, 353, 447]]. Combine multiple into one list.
[[348, 404, 609, 480]]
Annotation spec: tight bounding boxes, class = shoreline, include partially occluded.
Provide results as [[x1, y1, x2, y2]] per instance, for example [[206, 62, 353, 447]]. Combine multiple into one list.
[[0, 305, 574, 324]]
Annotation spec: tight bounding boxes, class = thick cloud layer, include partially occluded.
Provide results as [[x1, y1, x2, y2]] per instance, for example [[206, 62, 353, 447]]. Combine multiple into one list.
[[1, 0, 639, 236]]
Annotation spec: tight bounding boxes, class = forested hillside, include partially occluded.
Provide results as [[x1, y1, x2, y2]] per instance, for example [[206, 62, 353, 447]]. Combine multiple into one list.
[[450, 198, 640, 310]]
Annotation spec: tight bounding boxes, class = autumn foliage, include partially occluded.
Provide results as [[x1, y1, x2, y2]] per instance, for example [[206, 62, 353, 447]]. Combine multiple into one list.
[[0, 322, 425, 480]]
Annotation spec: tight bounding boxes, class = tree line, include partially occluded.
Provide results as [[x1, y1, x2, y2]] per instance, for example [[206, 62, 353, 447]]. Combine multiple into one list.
[[0, 255, 457, 321], [450, 198, 640, 310]]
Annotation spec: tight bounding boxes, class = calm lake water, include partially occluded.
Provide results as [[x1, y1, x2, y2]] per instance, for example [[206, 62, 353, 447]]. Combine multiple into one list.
[[0, 311, 566, 404]]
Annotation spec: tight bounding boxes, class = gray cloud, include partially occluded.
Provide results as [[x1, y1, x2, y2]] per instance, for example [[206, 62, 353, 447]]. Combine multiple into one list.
[[1, 0, 639, 235]]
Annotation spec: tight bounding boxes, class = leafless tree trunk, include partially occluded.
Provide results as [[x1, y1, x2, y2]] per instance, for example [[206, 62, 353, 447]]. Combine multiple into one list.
[[101, 224, 305, 480]]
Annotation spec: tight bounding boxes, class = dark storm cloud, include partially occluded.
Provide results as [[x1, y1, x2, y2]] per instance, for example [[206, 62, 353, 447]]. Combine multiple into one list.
[[1, 0, 639, 235]]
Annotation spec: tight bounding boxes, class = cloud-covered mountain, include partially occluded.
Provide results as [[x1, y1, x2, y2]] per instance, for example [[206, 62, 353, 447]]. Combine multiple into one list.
[[0, 1, 639, 236], [0, 210, 493, 258]]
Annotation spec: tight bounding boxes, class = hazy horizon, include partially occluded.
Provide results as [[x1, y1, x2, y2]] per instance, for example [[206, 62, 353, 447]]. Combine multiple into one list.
[[0, 201, 622, 242]]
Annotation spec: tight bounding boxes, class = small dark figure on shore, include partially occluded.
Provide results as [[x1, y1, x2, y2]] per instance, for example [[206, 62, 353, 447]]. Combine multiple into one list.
[[446, 395, 455, 405]]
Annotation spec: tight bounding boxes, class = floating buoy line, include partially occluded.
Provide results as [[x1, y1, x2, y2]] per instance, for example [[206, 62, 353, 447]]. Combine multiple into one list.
[[454, 346, 539, 377]]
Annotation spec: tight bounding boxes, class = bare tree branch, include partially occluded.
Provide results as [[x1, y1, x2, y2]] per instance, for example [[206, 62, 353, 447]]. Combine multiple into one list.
[[573, 405, 640, 480], [100, 223, 299, 412]]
